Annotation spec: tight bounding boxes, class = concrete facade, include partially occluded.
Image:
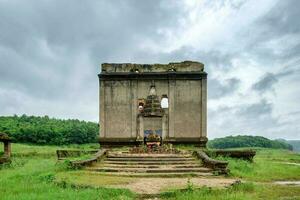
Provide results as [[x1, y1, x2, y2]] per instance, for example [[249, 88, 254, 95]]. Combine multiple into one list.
[[98, 61, 208, 147]]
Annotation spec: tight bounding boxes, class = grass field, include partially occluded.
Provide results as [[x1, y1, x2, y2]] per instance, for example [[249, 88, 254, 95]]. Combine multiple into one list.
[[219, 148, 300, 182], [0, 143, 134, 200], [1, 143, 300, 200]]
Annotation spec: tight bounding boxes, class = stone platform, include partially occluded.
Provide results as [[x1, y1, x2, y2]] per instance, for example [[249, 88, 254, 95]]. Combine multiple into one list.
[[85, 151, 214, 177], [60, 149, 234, 195]]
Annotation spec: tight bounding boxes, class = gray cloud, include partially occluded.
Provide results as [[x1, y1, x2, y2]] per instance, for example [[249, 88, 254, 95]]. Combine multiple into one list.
[[252, 69, 299, 93], [252, 73, 278, 93], [0, 0, 299, 139], [237, 99, 273, 118], [244, 0, 300, 64], [208, 78, 240, 99], [0, 0, 184, 98], [258, 0, 300, 37]]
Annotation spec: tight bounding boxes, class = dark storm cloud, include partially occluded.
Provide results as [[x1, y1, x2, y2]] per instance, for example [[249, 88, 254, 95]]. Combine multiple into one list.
[[0, 1, 180, 51], [0, 0, 184, 100], [0, 0, 189, 121]]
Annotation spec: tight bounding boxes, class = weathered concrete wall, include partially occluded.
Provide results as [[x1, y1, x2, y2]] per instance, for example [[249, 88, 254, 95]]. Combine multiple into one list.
[[99, 61, 207, 146], [100, 79, 169, 138], [137, 80, 168, 99], [102, 80, 132, 138], [173, 80, 202, 138]]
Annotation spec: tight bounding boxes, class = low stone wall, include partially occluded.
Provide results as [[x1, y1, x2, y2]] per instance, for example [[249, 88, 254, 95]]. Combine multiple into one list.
[[1, 133, 12, 162], [70, 149, 108, 168], [56, 150, 98, 160], [193, 151, 229, 174], [0, 156, 10, 164], [210, 149, 256, 161]]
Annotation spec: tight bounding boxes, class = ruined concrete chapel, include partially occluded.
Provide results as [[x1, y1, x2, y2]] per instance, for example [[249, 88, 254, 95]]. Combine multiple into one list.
[[98, 61, 207, 147]]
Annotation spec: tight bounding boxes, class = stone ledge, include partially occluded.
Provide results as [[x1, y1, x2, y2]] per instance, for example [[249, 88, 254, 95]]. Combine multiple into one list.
[[0, 156, 11, 164], [71, 149, 108, 168], [210, 149, 256, 161], [98, 71, 207, 80], [101, 61, 204, 73], [99, 137, 208, 147], [193, 151, 229, 175], [56, 150, 99, 160]]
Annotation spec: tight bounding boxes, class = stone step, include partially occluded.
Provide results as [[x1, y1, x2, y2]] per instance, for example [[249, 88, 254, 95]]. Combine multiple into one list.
[[103, 160, 199, 165], [106, 157, 195, 161], [107, 153, 192, 158], [99, 164, 203, 169], [82, 152, 216, 178], [86, 167, 212, 173], [86, 171, 214, 178]]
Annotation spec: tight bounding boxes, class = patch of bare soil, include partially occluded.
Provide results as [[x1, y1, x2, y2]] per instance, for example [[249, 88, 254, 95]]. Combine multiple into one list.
[[280, 162, 300, 166], [111, 177, 239, 195], [273, 181, 300, 186]]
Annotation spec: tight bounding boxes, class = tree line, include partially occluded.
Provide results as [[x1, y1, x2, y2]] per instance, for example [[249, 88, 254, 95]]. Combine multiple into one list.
[[208, 135, 293, 150], [0, 115, 295, 150], [0, 115, 98, 145]]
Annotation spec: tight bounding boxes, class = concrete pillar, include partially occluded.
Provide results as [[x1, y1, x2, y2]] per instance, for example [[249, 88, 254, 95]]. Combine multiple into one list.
[[162, 109, 168, 140], [137, 114, 144, 140], [99, 80, 106, 138], [4, 142, 11, 158], [168, 79, 175, 138], [131, 80, 138, 138], [201, 78, 207, 138]]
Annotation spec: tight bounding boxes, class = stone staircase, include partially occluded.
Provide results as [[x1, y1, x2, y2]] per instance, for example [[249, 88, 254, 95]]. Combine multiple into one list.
[[85, 151, 214, 177]]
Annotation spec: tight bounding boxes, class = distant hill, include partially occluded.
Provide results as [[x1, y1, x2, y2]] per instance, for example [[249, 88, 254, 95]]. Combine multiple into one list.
[[287, 140, 300, 152], [0, 115, 98, 145], [208, 135, 293, 150], [275, 139, 300, 152]]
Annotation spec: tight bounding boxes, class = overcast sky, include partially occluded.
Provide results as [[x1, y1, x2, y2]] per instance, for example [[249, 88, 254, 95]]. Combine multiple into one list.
[[0, 0, 299, 140]]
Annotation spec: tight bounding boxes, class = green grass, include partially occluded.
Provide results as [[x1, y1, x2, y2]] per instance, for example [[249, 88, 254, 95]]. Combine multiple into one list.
[[3, 142, 98, 153], [0, 159, 134, 200], [161, 182, 300, 200], [0, 143, 134, 200], [176, 145, 300, 181], [1, 143, 300, 199], [68, 154, 94, 162], [217, 148, 300, 182], [1, 143, 100, 158], [56, 171, 135, 186]]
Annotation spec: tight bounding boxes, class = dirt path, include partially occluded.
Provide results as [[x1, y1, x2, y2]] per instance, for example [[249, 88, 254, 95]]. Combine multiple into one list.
[[110, 177, 239, 195], [273, 181, 300, 186]]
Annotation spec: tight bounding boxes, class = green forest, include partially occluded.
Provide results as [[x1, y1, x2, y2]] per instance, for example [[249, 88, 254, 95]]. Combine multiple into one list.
[[208, 135, 293, 150], [0, 115, 98, 145]]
